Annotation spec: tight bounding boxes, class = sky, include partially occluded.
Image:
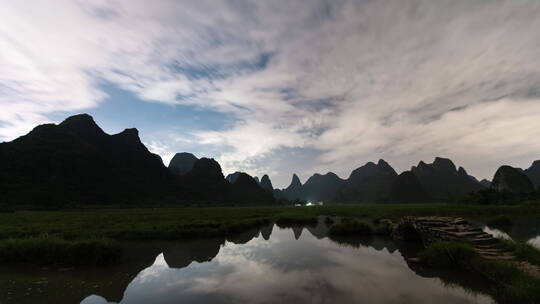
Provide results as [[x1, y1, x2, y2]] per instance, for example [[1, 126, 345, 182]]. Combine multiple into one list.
[[2, 0, 540, 188]]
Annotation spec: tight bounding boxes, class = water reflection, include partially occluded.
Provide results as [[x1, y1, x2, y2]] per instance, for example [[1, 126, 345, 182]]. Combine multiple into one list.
[[479, 216, 540, 249], [2, 217, 513, 304], [77, 220, 490, 304]]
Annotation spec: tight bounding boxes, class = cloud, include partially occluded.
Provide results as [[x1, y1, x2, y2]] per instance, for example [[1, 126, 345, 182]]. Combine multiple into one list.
[[2, 0, 540, 187]]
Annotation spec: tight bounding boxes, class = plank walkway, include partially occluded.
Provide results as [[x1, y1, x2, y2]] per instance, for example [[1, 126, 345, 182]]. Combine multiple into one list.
[[392, 216, 540, 278]]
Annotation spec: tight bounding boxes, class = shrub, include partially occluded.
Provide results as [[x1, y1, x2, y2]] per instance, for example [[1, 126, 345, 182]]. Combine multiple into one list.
[[324, 217, 335, 226], [275, 216, 317, 228], [329, 219, 373, 236]]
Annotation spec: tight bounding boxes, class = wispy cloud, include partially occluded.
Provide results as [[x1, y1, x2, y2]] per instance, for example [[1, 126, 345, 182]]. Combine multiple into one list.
[[2, 0, 540, 187]]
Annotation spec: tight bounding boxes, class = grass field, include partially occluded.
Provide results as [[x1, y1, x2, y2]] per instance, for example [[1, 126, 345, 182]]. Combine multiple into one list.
[[1, 203, 540, 241]]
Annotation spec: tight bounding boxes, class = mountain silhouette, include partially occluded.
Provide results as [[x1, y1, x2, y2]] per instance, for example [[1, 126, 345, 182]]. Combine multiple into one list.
[[226, 171, 243, 184], [480, 179, 492, 188], [389, 171, 432, 203], [2, 114, 538, 207], [333, 159, 398, 203], [0, 114, 274, 207], [230, 173, 274, 204], [525, 160, 540, 189], [301, 172, 345, 202], [279, 174, 303, 201], [260, 174, 274, 192], [168, 152, 198, 175], [491, 165, 535, 194], [410, 157, 483, 201], [0, 114, 173, 206]]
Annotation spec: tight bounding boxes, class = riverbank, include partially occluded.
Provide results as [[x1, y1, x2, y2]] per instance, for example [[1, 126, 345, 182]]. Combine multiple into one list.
[[2, 203, 540, 241], [419, 241, 540, 304]]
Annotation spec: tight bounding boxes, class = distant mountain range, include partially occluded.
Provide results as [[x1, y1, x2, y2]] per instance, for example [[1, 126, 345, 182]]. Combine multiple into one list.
[[0, 114, 538, 208], [272, 157, 540, 204], [0, 114, 273, 207]]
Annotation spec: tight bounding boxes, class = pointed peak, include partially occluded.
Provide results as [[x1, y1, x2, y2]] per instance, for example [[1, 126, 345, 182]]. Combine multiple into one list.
[[260, 174, 273, 192], [286, 174, 302, 190], [457, 166, 468, 176], [376, 159, 394, 170], [529, 160, 540, 169], [365, 161, 376, 167], [377, 159, 389, 166]]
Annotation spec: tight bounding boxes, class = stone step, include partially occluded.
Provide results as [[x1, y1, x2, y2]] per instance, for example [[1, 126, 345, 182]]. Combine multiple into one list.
[[476, 249, 509, 256], [474, 243, 503, 249], [416, 221, 454, 227], [470, 237, 498, 246], [483, 255, 515, 261], [448, 231, 489, 238], [438, 226, 482, 233], [476, 247, 506, 253]]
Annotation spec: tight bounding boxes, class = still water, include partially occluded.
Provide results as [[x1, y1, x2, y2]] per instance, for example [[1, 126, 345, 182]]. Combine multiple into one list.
[[3, 216, 540, 304], [1, 217, 501, 304]]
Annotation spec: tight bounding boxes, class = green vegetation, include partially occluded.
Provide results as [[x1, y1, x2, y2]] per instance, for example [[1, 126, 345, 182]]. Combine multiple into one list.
[[324, 216, 335, 226], [419, 241, 479, 269], [457, 188, 540, 205], [329, 219, 373, 236], [275, 215, 318, 228], [0, 204, 538, 241], [419, 241, 540, 304], [499, 239, 540, 266], [0, 203, 538, 267], [0, 234, 121, 266]]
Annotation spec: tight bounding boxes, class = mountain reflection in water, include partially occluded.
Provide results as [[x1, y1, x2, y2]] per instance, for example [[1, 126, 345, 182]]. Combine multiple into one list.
[[72, 219, 492, 304], [5, 217, 528, 304]]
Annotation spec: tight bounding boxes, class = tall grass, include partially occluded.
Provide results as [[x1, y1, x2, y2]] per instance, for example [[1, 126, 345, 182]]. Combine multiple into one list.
[[499, 239, 540, 266], [0, 204, 538, 241], [419, 241, 479, 269], [419, 241, 540, 304], [0, 234, 121, 266], [329, 219, 374, 236]]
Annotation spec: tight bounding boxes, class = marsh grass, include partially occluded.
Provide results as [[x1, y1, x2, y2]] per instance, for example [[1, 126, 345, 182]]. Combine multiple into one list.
[[329, 219, 374, 236], [419, 241, 479, 269], [274, 215, 318, 228], [419, 241, 540, 304], [0, 234, 121, 266], [478, 260, 540, 304], [498, 239, 540, 266], [0, 204, 538, 241]]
